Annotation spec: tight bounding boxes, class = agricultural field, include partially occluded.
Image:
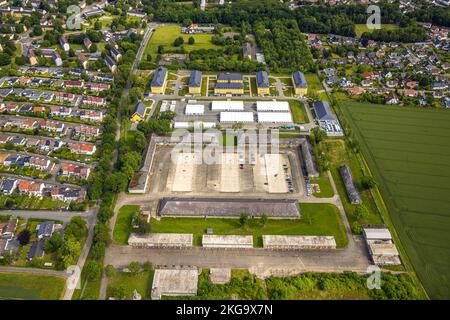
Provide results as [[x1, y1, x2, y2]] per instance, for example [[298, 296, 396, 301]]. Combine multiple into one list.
[[150, 203, 348, 248], [144, 25, 220, 56], [0, 273, 65, 300], [339, 101, 450, 299]]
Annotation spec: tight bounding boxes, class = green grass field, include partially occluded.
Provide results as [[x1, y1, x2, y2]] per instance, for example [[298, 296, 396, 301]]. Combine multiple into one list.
[[289, 100, 308, 123], [150, 203, 348, 248], [305, 73, 329, 102], [354, 24, 399, 37], [0, 273, 65, 300], [144, 25, 220, 57], [310, 175, 334, 198], [106, 270, 154, 300], [113, 205, 140, 245], [339, 101, 450, 299]]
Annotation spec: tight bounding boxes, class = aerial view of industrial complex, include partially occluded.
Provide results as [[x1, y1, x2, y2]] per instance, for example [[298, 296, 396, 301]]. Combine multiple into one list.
[[0, 0, 448, 305]]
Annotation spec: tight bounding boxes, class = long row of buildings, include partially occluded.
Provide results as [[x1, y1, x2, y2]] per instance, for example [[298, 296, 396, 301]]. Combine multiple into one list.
[[148, 68, 309, 96]]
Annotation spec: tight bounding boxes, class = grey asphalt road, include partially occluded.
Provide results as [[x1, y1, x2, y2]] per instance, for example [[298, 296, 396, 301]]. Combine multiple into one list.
[[0, 209, 94, 223], [0, 266, 67, 277]]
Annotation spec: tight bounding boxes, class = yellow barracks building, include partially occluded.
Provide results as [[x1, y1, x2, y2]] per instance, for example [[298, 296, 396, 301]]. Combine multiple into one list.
[[292, 71, 308, 96], [214, 73, 244, 95], [150, 67, 168, 94]]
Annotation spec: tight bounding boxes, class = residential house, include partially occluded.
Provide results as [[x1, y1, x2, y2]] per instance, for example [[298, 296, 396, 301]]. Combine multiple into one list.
[[50, 106, 72, 117], [83, 37, 92, 51], [37, 221, 54, 239], [110, 47, 122, 62], [27, 239, 45, 261], [130, 101, 146, 122], [0, 179, 17, 195], [79, 110, 103, 122], [68, 142, 96, 155], [0, 218, 18, 239], [105, 55, 117, 73], [81, 96, 105, 107], [17, 180, 44, 198], [60, 163, 91, 179], [59, 35, 70, 52]]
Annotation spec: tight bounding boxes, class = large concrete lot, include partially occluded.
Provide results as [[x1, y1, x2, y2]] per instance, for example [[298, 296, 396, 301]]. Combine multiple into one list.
[[147, 145, 305, 197]]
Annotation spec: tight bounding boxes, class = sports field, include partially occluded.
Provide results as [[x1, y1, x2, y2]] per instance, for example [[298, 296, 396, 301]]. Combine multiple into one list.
[[144, 25, 220, 56], [0, 272, 66, 300], [339, 102, 450, 299]]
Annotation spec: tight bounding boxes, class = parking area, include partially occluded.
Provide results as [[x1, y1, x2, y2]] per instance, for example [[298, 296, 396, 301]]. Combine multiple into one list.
[[147, 145, 304, 197]]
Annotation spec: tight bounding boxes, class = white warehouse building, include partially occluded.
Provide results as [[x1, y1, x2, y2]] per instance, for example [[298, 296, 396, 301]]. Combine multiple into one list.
[[211, 100, 244, 111], [220, 112, 254, 123], [185, 104, 205, 115], [256, 101, 290, 112], [257, 112, 293, 123]]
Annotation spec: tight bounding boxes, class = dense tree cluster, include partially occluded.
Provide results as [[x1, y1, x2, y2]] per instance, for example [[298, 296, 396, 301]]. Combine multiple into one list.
[[42, 217, 87, 269], [254, 20, 314, 73], [361, 23, 427, 43]]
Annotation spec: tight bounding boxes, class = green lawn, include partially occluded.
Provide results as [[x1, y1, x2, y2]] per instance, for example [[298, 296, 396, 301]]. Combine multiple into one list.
[[219, 133, 236, 147], [113, 205, 140, 245], [144, 25, 220, 57], [107, 270, 154, 300], [311, 175, 334, 198], [305, 73, 329, 102], [150, 203, 348, 248], [279, 77, 294, 97], [0, 272, 65, 300], [289, 100, 308, 123], [0, 195, 66, 210], [354, 24, 399, 37], [338, 101, 450, 299]]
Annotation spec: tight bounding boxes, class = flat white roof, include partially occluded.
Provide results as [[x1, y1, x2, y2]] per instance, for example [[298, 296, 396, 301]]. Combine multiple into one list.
[[257, 112, 293, 123], [185, 104, 205, 115], [173, 122, 190, 129], [202, 235, 253, 247], [128, 233, 193, 246], [211, 100, 244, 111], [220, 112, 254, 123], [151, 269, 198, 300], [256, 101, 290, 112], [263, 235, 336, 248], [363, 228, 393, 240], [368, 241, 399, 256]]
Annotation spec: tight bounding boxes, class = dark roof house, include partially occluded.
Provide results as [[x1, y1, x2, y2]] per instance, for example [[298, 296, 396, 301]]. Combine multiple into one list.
[[188, 70, 202, 88], [292, 71, 307, 88], [313, 101, 337, 121], [151, 67, 167, 87], [339, 165, 362, 204], [133, 102, 146, 118], [37, 221, 54, 239], [256, 71, 269, 88], [27, 239, 45, 260]]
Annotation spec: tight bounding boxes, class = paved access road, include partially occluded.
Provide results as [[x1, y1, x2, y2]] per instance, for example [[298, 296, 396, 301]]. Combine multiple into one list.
[[0, 209, 94, 223]]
